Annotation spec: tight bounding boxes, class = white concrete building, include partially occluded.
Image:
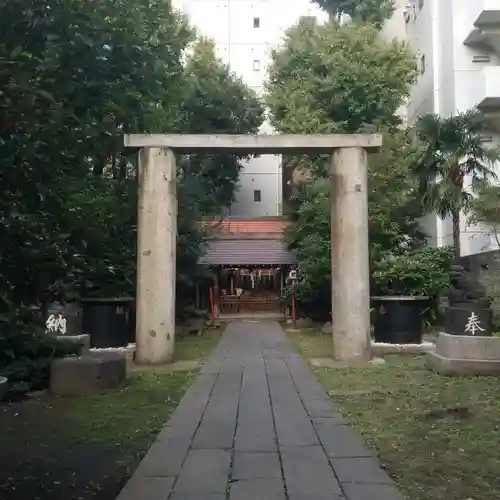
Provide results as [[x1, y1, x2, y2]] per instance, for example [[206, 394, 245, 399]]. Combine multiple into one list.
[[173, 0, 327, 217], [400, 0, 500, 255]]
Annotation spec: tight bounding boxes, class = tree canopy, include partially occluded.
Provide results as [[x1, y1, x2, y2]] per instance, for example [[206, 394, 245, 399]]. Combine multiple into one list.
[[0, 0, 263, 334], [312, 0, 395, 28], [266, 17, 420, 319], [266, 19, 416, 134]]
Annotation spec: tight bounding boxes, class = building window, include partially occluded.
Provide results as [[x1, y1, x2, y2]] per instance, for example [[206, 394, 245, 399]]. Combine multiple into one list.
[[253, 17, 260, 28], [253, 59, 261, 71], [419, 54, 426, 75], [254, 189, 262, 202]]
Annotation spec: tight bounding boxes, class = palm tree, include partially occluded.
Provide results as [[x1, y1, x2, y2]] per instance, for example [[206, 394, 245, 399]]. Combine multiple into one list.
[[413, 109, 500, 260]]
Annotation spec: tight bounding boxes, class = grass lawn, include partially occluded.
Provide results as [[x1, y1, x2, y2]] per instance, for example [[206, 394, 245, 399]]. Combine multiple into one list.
[[0, 327, 223, 500], [288, 329, 500, 500]]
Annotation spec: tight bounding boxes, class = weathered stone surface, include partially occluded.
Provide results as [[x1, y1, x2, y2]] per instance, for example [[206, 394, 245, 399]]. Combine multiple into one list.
[[174, 449, 231, 494], [427, 332, 500, 376], [228, 478, 286, 500], [50, 352, 126, 396], [427, 351, 500, 376], [435, 331, 500, 360], [232, 452, 282, 480], [114, 320, 404, 500], [281, 445, 343, 498]]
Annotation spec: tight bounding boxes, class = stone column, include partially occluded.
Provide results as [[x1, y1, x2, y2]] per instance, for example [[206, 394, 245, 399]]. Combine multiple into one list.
[[136, 147, 177, 364], [331, 147, 371, 362]]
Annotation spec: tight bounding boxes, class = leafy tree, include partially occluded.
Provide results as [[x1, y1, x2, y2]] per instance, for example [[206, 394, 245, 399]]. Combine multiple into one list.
[[266, 19, 416, 133], [284, 130, 426, 319], [0, 1, 263, 396], [312, 0, 395, 28], [266, 17, 419, 319], [413, 110, 500, 260], [179, 38, 264, 216]]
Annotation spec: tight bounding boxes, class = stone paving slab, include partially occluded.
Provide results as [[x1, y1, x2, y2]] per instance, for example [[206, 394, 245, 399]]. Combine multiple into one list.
[[116, 320, 405, 500]]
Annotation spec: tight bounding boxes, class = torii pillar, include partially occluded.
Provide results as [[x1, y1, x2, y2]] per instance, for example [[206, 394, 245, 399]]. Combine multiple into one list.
[[125, 133, 382, 364]]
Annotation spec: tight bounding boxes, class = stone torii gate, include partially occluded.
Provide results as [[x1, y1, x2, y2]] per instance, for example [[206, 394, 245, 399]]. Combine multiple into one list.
[[124, 134, 382, 364]]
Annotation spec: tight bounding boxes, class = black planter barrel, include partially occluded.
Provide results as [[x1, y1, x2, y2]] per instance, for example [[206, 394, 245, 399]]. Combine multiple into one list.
[[81, 297, 134, 348], [371, 296, 429, 344], [128, 299, 136, 343]]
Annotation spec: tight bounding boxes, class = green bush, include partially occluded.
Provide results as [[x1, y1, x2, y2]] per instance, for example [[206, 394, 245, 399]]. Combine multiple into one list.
[[372, 247, 454, 297], [372, 246, 454, 326]]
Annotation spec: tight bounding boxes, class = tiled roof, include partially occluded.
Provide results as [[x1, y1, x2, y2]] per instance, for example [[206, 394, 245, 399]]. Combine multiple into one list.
[[199, 238, 295, 265], [203, 218, 288, 234]]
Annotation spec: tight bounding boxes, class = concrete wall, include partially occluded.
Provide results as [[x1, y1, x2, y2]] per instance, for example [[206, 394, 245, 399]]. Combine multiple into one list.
[[402, 0, 500, 256]]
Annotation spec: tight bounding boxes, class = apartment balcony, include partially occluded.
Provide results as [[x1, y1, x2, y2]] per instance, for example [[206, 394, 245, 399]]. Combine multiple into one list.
[[471, 67, 500, 111], [464, 1, 500, 54]]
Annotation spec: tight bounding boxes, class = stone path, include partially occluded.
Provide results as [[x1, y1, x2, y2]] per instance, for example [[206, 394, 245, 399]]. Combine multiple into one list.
[[117, 321, 405, 500]]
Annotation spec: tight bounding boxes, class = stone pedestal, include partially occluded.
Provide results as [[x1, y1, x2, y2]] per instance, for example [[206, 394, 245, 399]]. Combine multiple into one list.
[[50, 351, 127, 396], [427, 332, 500, 376]]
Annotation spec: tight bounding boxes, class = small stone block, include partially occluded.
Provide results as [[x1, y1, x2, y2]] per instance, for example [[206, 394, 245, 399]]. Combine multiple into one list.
[[228, 478, 286, 500], [56, 334, 91, 354], [115, 475, 174, 500], [232, 452, 282, 479], [427, 351, 500, 376], [49, 352, 126, 396], [330, 457, 393, 484], [342, 483, 405, 500]]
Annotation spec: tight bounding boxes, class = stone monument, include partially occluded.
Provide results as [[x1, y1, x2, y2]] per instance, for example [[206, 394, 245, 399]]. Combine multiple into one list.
[[428, 264, 500, 375]]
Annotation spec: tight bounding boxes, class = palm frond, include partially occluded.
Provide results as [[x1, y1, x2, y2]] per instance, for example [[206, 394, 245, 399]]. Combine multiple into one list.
[[412, 109, 498, 219]]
